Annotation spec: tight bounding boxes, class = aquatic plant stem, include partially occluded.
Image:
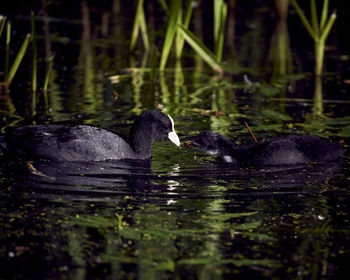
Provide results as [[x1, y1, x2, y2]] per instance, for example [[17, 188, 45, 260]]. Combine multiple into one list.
[[0, 16, 6, 39], [315, 10, 336, 76], [139, 3, 149, 51], [319, 10, 336, 42], [290, 0, 336, 76], [130, 0, 149, 51], [43, 55, 54, 91], [157, 0, 168, 14], [175, 0, 193, 59], [313, 75, 323, 115], [290, 0, 315, 40], [175, 7, 183, 59], [5, 34, 32, 90], [310, 0, 319, 37], [244, 122, 258, 143], [320, 0, 329, 30], [160, 0, 181, 70], [5, 21, 11, 81], [177, 25, 223, 73], [315, 41, 324, 77], [214, 0, 227, 61], [31, 12, 37, 92], [130, 0, 142, 50]]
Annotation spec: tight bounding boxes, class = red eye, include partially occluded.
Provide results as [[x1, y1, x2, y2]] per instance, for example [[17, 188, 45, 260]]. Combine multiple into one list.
[[164, 123, 170, 128]]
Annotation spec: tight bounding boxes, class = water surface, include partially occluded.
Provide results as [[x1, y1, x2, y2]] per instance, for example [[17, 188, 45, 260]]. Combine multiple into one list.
[[1, 2, 350, 279]]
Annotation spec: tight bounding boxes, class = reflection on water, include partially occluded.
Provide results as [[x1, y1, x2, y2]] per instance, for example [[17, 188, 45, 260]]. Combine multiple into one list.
[[7, 156, 344, 197], [0, 153, 348, 279], [1, 73, 350, 279]]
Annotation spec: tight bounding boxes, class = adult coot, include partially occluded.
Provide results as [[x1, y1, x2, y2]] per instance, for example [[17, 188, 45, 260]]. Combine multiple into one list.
[[0, 110, 180, 161], [186, 131, 344, 165]]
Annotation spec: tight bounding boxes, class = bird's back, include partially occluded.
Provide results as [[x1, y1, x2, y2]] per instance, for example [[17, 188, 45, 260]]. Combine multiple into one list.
[[3, 124, 137, 161], [241, 135, 344, 165]]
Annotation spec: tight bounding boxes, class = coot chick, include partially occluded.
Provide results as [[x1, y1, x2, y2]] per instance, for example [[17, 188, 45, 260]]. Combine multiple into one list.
[[186, 131, 344, 165], [0, 110, 180, 161]]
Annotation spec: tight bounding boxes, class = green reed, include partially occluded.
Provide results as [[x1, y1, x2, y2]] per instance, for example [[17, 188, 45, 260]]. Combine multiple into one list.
[[43, 55, 54, 91], [0, 15, 6, 37], [214, 0, 227, 61], [159, 0, 181, 70], [290, 0, 336, 76], [175, 0, 194, 58], [178, 25, 224, 73], [0, 17, 7, 74], [4, 20, 10, 81], [1, 16, 32, 92], [130, 0, 149, 51], [1, 13, 54, 94], [157, 0, 168, 13], [42, 54, 54, 109], [4, 33, 32, 91], [159, 0, 224, 73], [31, 11, 37, 92], [130, 1, 225, 73]]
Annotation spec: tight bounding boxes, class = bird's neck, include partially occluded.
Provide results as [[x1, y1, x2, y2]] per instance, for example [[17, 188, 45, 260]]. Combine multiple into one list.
[[130, 126, 154, 157]]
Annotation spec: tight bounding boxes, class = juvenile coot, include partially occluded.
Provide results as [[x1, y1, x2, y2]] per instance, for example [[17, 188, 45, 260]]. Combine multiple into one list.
[[186, 131, 344, 165], [0, 110, 180, 161]]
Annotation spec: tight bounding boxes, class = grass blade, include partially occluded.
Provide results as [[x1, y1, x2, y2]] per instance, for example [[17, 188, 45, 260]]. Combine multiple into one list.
[[175, 3, 183, 59], [214, 0, 223, 45], [290, 0, 316, 40], [177, 25, 223, 73], [43, 55, 54, 91], [183, 0, 194, 28], [216, 2, 227, 61], [31, 11, 37, 92], [0, 16, 6, 39], [176, 0, 193, 58], [157, 0, 168, 14], [319, 10, 336, 42], [139, 4, 149, 51], [130, 0, 144, 51], [4, 21, 11, 80], [5, 34, 32, 88], [320, 0, 329, 31], [310, 0, 319, 37], [159, 0, 181, 70]]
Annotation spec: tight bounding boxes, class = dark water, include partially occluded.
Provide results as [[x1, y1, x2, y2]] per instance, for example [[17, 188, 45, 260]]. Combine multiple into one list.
[[1, 1, 350, 279], [1, 108, 350, 279]]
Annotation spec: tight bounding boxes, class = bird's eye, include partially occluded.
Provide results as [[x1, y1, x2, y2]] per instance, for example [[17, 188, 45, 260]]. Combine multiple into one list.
[[164, 123, 170, 128]]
